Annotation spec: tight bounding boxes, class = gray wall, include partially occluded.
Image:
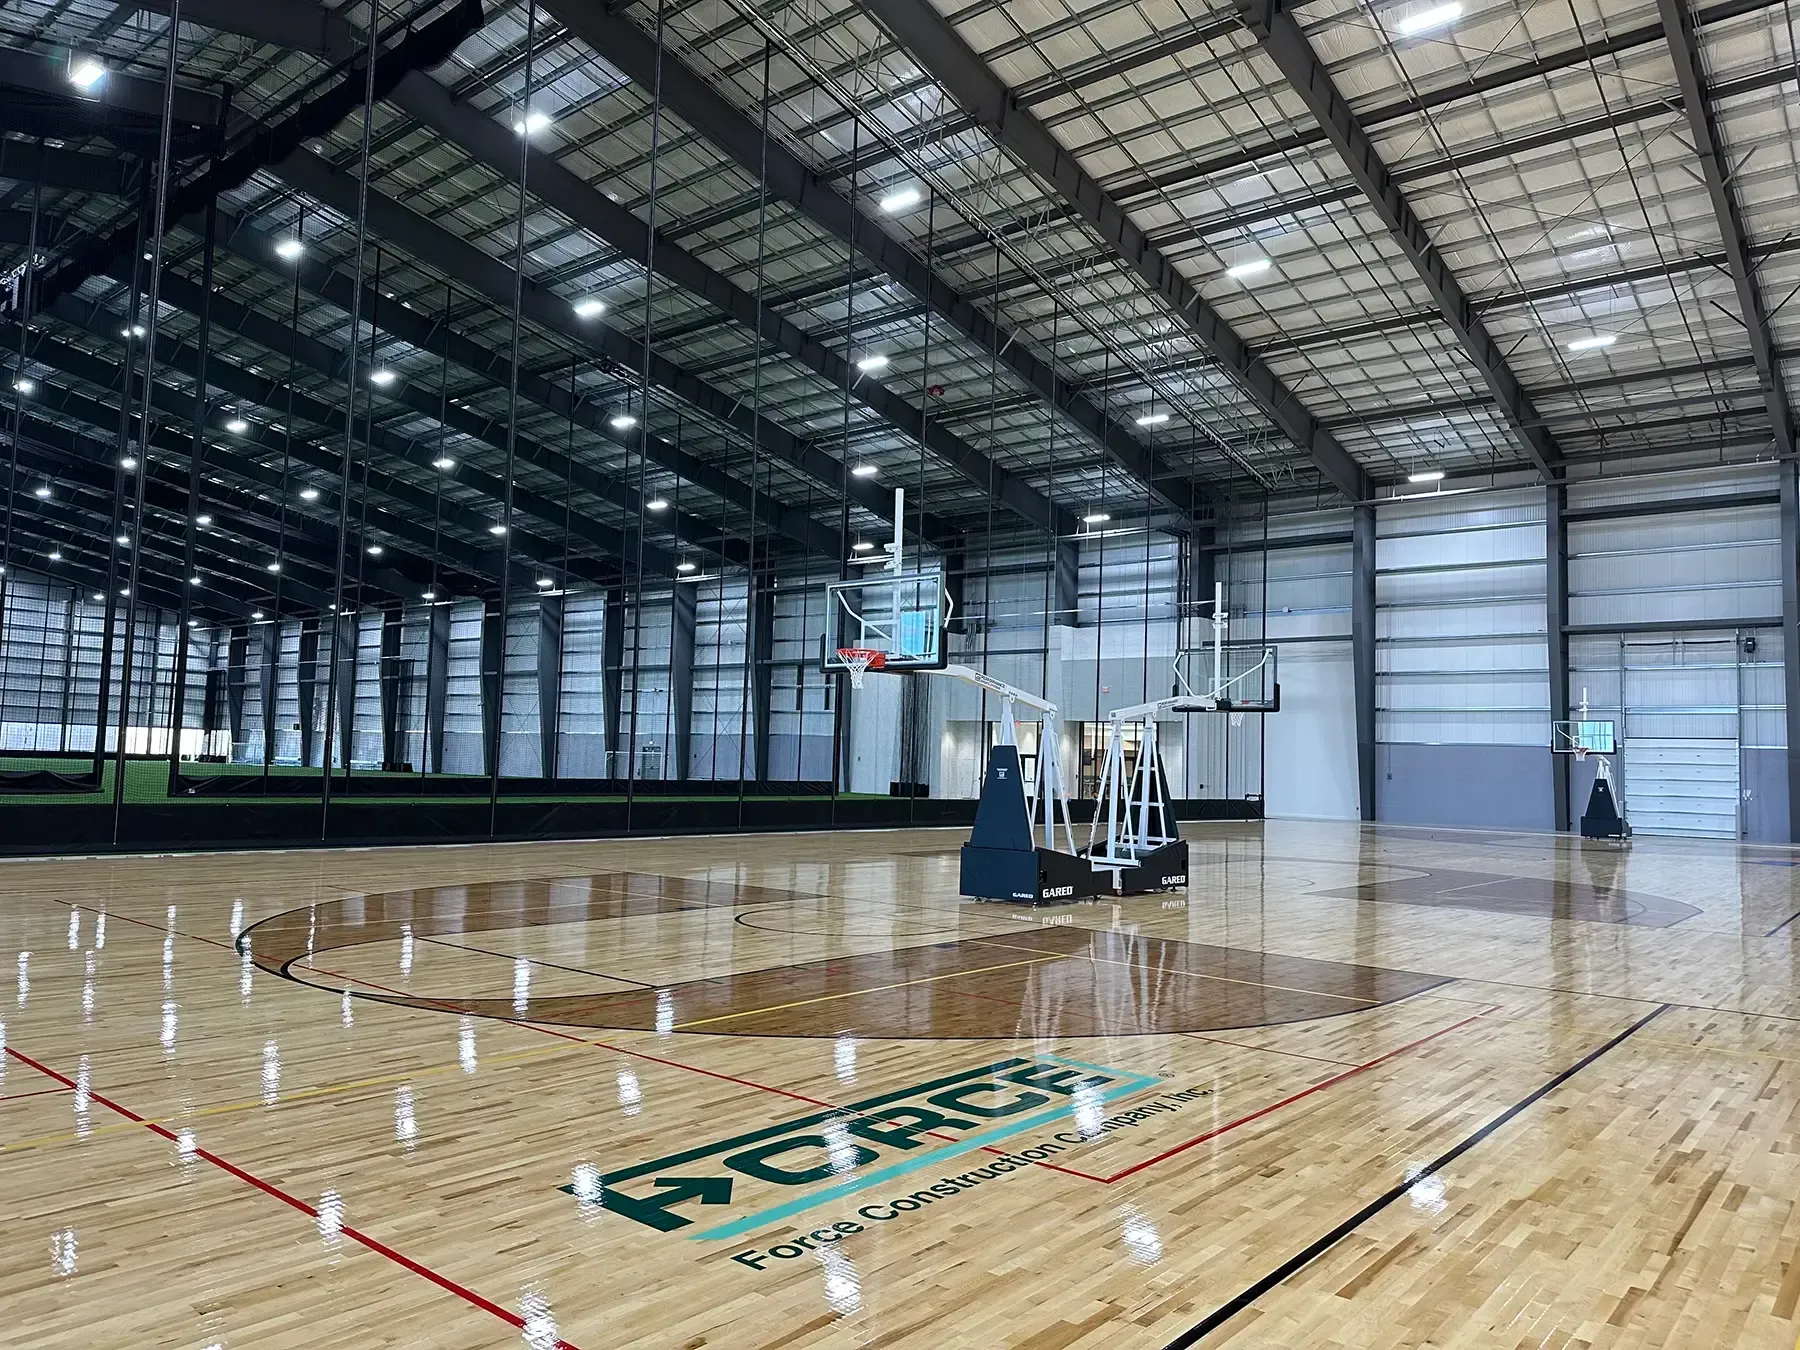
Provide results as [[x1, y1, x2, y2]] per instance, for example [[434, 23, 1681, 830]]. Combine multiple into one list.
[[1376, 743, 1555, 830]]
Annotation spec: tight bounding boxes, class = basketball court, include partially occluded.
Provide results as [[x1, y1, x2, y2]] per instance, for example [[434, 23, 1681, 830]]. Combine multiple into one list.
[[6, 0, 1800, 1345], [5, 822, 1799, 1348]]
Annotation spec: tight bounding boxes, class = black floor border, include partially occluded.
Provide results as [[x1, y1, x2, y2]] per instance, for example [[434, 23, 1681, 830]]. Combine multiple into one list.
[[1766, 908, 1800, 937], [1161, 1003, 1671, 1349]]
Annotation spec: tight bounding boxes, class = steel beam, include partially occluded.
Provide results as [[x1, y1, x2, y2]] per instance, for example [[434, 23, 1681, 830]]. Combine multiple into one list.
[[847, 0, 1368, 500], [18, 310, 573, 592], [545, 0, 1205, 517], [1234, 0, 1561, 479], [1656, 0, 1796, 460], [386, 69, 1079, 536], [195, 208, 791, 565], [0, 140, 134, 196], [538, 593, 564, 779], [0, 43, 221, 131], [274, 149, 938, 542]]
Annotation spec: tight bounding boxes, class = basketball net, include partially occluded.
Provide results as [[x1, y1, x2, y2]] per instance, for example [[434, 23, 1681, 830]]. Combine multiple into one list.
[[837, 647, 886, 690], [1573, 745, 1588, 763]]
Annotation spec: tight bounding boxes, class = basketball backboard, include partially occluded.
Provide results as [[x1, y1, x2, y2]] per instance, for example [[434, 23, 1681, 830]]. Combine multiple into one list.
[[1172, 642, 1280, 712], [819, 571, 952, 674], [1553, 719, 1616, 755]]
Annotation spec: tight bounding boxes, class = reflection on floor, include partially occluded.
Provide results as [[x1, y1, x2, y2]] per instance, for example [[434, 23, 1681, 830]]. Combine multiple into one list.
[[3, 819, 1798, 1349]]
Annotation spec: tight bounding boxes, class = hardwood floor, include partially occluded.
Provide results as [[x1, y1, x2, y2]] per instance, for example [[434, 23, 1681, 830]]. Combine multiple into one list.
[[2, 820, 1797, 1348]]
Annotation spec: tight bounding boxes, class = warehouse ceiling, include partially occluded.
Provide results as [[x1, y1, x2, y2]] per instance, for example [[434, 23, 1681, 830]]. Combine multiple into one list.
[[1, 0, 1795, 622]]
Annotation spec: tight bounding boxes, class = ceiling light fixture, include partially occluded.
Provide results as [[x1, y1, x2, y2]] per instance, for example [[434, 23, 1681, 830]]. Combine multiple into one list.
[[574, 298, 606, 318], [299, 487, 320, 502], [119, 456, 137, 470], [1394, 1, 1464, 36], [1083, 512, 1112, 525], [1407, 468, 1446, 484], [535, 576, 554, 588], [275, 238, 305, 262], [852, 540, 875, 552], [1566, 333, 1618, 352], [119, 587, 130, 597], [266, 561, 281, 573], [225, 417, 249, 433], [366, 544, 384, 556], [12, 378, 33, 395], [645, 498, 669, 511], [488, 524, 508, 536], [513, 109, 552, 136], [369, 369, 396, 387], [676, 561, 697, 574], [33, 484, 51, 499], [251, 610, 265, 620], [855, 354, 889, 372], [48, 550, 62, 561], [422, 590, 436, 601], [609, 413, 638, 430], [189, 575, 202, 586], [851, 463, 879, 477], [195, 513, 212, 527], [1135, 412, 1170, 426], [432, 456, 455, 470], [1225, 258, 1273, 280], [68, 57, 106, 90], [91, 592, 103, 602], [121, 324, 146, 338], [115, 534, 129, 546], [879, 187, 922, 213]]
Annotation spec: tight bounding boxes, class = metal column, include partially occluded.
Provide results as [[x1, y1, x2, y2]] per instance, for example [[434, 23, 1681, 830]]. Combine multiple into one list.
[[225, 625, 247, 754], [602, 588, 626, 777], [480, 599, 506, 778], [297, 620, 319, 769], [424, 601, 450, 774], [1782, 463, 1800, 841], [537, 593, 564, 780], [1353, 504, 1377, 821], [669, 581, 697, 782], [1547, 485, 1572, 831], [378, 608, 403, 770], [1053, 537, 1080, 628], [749, 580, 775, 782]]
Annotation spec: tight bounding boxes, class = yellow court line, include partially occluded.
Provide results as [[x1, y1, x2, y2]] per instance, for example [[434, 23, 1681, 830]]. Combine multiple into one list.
[[670, 953, 1069, 1031], [1636, 1035, 1800, 1067]]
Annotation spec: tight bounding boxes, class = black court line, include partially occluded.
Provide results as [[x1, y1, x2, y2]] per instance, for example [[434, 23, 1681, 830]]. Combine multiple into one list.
[[1161, 1003, 1670, 1349], [1765, 908, 1800, 938], [416, 934, 659, 988]]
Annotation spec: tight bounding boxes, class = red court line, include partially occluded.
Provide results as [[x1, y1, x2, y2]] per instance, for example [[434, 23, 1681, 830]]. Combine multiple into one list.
[[1097, 1011, 1491, 1185], [3, 1044, 582, 1350]]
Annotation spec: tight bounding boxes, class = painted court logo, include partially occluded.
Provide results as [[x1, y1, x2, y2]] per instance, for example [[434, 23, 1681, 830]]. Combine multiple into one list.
[[562, 1055, 1160, 1245]]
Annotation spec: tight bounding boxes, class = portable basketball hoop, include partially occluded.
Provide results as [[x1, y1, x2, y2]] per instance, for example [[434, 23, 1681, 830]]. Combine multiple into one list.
[[836, 647, 886, 689]]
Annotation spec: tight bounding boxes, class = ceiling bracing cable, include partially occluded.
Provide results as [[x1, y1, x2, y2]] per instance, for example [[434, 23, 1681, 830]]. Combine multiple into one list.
[[319, 0, 382, 836], [490, 0, 539, 831], [104, 7, 183, 831]]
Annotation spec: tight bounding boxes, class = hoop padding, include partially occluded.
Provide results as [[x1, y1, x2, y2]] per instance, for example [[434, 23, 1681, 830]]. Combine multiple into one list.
[[837, 647, 886, 689]]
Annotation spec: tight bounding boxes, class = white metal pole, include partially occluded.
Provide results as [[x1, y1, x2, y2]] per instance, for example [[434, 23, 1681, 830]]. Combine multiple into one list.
[[1212, 580, 1225, 698]]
